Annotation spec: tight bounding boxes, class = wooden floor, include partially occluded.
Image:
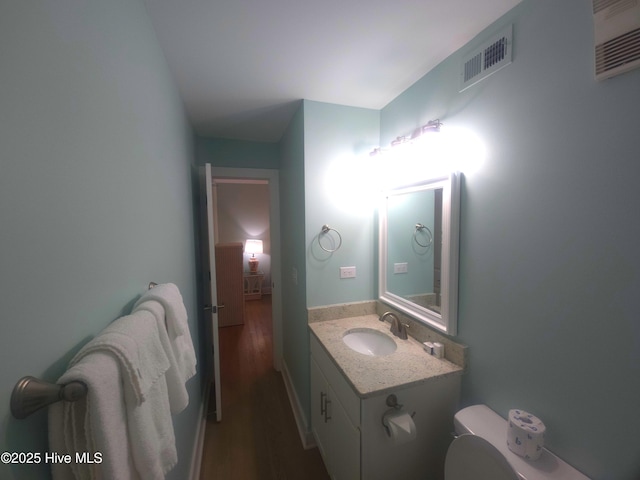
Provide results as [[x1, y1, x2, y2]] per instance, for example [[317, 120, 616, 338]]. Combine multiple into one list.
[[199, 296, 329, 480]]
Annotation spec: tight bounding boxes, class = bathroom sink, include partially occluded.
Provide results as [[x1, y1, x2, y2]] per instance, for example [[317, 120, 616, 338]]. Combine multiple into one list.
[[342, 329, 397, 356]]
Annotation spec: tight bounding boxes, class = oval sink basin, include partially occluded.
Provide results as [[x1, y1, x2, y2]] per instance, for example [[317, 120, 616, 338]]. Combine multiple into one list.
[[342, 328, 397, 356]]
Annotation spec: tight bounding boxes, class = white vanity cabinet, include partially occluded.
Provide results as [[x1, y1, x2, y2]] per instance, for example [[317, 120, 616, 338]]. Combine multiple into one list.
[[311, 336, 360, 480], [310, 327, 462, 480]]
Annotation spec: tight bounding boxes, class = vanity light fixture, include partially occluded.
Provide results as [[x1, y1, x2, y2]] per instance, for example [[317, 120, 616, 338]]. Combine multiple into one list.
[[369, 147, 388, 157], [391, 135, 411, 147], [370, 119, 442, 156], [411, 119, 442, 139]]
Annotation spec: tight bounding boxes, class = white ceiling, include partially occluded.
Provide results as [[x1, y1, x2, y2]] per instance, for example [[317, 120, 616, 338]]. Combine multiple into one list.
[[143, 0, 521, 143]]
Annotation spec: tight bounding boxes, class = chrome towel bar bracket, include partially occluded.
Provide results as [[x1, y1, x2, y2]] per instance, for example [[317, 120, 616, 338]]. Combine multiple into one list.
[[10, 376, 88, 419]]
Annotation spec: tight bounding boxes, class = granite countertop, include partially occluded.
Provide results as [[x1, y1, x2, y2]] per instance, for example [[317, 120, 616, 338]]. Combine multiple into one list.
[[309, 314, 463, 398]]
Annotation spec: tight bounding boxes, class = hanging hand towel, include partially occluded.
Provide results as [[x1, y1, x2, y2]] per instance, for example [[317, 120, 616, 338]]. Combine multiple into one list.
[[133, 283, 197, 381], [71, 312, 171, 406], [51, 310, 177, 480], [133, 299, 189, 413], [133, 283, 188, 339]]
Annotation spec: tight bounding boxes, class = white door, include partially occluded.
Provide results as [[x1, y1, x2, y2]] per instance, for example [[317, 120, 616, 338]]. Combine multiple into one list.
[[199, 163, 222, 422]]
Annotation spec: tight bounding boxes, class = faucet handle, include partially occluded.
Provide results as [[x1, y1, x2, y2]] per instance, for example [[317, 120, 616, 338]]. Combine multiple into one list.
[[379, 311, 397, 323], [392, 319, 409, 340]]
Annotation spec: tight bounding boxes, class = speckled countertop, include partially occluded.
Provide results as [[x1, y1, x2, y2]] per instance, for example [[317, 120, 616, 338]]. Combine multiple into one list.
[[309, 314, 463, 398]]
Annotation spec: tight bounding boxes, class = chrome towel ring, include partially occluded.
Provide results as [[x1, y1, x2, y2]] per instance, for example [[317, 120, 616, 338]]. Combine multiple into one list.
[[414, 223, 433, 248], [318, 224, 342, 253]]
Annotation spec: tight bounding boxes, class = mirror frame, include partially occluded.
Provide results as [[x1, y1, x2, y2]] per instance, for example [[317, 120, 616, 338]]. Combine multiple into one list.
[[378, 172, 461, 335]]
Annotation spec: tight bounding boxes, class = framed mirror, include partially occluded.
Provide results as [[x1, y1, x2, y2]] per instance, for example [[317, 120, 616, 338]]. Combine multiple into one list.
[[378, 172, 461, 335]]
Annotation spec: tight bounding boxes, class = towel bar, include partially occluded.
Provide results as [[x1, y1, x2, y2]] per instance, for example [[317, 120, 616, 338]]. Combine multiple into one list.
[[12, 282, 159, 419], [10, 376, 88, 420], [10, 282, 158, 420]]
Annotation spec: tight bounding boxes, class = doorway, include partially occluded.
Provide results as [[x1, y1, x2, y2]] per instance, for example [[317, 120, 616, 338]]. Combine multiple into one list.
[[213, 178, 271, 305], [209, 167, 282, 373]]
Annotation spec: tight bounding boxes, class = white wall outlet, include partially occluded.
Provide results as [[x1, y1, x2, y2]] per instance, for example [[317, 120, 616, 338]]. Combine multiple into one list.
[[340, 266, 356, 279], [394, 262, 408, 274], [292, 267, 298, 285]]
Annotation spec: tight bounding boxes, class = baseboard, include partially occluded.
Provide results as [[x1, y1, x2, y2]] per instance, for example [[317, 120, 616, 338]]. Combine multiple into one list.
[[189, 382, 210, 480], [281, 360, 317, 450]]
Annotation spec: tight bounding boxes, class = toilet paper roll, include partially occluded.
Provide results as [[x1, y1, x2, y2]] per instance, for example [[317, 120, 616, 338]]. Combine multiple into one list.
[[506, 409, 546, 461], [382, 411, 417, 445]]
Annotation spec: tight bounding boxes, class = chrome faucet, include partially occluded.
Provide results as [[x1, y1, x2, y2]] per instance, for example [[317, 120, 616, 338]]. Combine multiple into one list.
[[379, 312, 409, 340]]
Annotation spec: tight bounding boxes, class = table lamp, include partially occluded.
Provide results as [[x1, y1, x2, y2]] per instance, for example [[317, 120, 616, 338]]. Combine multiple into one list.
[[245, 239, 263, 273]]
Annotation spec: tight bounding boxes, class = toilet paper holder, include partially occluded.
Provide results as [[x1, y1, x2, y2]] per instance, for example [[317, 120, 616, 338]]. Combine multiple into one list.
[[386, 394, 402, 409], [381, 394, 416, 438]]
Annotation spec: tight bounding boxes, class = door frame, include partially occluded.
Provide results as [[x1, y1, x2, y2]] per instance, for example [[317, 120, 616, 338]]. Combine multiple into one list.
[[209, 166, 283, 372]]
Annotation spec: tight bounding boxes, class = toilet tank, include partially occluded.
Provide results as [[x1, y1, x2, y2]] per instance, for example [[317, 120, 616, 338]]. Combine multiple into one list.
[[454, 405, 590, 480]]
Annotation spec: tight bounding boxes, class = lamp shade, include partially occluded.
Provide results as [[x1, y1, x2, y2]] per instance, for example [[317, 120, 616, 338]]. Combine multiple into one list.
[[245, 239, 263, 255]]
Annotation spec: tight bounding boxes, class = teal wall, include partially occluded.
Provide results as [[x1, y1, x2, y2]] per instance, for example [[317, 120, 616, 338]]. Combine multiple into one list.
[[196, 136, 280, 169], [0, 2, 200, 479], [276, 100, 379, 426], [381, 1, 640, 478], [386, 189, 435, 296], [278, 104, 311, 423], [303, 100, 380, 307]]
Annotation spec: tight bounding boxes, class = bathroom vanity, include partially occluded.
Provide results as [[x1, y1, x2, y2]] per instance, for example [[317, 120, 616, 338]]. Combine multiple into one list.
[[309, 315, 463, 480]]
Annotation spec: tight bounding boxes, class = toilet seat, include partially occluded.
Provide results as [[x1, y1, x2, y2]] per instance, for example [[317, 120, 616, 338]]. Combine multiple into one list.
[[445, 434, 519, 480]]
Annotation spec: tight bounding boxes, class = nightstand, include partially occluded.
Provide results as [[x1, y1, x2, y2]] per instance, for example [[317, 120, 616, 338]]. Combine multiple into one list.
[[244, 272, 264, 300]]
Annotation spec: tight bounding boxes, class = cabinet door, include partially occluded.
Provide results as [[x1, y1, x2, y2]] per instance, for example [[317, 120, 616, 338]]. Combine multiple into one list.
[[310, 357, 331, 469], [329, 385, 361, 480]]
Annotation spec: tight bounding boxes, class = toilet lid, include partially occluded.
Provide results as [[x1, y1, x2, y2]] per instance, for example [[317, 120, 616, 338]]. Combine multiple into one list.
[[445, 434, 519, 480]]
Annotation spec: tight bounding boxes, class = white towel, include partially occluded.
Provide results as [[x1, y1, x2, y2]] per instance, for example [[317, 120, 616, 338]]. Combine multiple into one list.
[[133, 283, 197, 382], [133, 283, 188, 339], [72, 312, 171, 406], [125, 362, 177, 480], [50, 311, 178, 480], [133, 299, 189, 413], [49, 351, 139, 480]]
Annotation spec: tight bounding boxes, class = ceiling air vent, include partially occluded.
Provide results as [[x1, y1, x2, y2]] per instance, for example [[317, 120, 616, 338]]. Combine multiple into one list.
[[594, 0, 640, 80], [460, 25, 513, 92]]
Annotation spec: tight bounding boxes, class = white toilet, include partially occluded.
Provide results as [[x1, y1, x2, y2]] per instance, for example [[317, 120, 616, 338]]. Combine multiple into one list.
[[445, 405, 590, 480]]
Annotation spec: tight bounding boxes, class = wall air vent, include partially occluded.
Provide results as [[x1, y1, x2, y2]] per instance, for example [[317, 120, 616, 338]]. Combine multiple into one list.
[[593, 0, 640, 80], [460, 25, 513, 92]]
